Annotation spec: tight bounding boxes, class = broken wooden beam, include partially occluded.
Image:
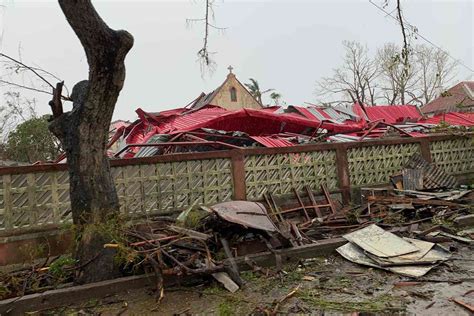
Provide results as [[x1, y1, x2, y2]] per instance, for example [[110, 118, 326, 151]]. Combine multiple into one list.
[[168, 225, 211, 240], [454, 214, 474, 228], [367, 195, 464, 207]]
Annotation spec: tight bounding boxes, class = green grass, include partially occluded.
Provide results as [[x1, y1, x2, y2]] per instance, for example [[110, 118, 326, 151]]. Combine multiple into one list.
[[298, 289, 405, 313], [217, 300, 234, 316]]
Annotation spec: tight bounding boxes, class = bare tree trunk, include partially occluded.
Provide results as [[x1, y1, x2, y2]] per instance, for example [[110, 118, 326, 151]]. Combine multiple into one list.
[[49, 0, 133, 284]]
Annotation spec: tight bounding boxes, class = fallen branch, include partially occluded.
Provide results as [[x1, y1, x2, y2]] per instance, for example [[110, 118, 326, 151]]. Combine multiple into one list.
[[450, 298, 474, 313]]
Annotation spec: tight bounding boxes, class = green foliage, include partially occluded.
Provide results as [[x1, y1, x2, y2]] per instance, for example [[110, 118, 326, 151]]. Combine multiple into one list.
[[182, 208, 210, 229], [244, 78, 276, 105], [49, 255, 77, 279], [77, 216, 137, 267], [6, 115, 61, 163]]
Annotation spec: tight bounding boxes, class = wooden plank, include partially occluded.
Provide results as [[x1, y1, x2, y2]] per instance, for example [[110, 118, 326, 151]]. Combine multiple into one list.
[[367, 195, 463, 207], [402, 169, 423, 191], [305, 186, 323, 218], [321, 184, 337, 215], [293, 188, 310, 221]]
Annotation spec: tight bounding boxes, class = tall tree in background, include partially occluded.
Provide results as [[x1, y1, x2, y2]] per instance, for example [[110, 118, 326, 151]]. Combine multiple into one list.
[[244, 78, 274, 105], [377, 43, 418, 105], [7, 116, 61, 163], [47, 0, 134, 284], [413, 45, 456, 106], [0, 92, 37, 142], [316, 41, 379, 106], [316, 41, 456, 106], [377, 43, 456, 106]]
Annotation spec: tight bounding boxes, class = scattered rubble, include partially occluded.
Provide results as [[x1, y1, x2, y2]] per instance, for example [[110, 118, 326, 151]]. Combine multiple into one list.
[[1, 152, 473, 314]]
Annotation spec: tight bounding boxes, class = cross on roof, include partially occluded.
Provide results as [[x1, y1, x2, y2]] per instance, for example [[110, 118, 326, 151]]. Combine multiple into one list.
[[227, 65, 233, 74]]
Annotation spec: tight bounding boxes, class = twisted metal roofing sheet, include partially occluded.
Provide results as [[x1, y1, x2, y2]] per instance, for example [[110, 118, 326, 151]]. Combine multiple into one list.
[[249, 136, 294, 147]]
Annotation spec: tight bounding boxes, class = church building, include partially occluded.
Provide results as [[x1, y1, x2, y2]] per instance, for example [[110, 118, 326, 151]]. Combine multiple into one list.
[[190, 66, 263, 111]]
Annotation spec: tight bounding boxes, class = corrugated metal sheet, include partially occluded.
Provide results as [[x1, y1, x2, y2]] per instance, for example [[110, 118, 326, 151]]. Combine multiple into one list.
[[322, 107, 352, 122], [334, 104, 359, 118], [120, 104, 471, 152], [419, 112, 474, 126], [134, 134, 170, 157], [405, 154, 458, 189], [421, 81, 474, 114], [306, 107, 327, 121], [328, 134, 373, 142], [365, 105, 422, 124], [249, 136, 294, 147], [292, 105, 361, 123], [158, 107, 231, 133]]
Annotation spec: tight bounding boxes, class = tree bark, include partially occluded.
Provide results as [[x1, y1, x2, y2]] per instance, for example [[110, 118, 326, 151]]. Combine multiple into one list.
[[49, 0, 133, 284]]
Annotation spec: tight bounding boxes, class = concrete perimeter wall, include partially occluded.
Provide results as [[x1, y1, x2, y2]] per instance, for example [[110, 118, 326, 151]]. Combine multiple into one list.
[[0, 134, 473, 265]]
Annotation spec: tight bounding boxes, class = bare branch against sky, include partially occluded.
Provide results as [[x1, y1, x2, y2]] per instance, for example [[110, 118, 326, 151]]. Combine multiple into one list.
[[0, 1, 472, 119]]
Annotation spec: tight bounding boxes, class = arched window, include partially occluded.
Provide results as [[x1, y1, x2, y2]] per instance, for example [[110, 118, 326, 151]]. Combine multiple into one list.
[[230, 87, 237, 102]]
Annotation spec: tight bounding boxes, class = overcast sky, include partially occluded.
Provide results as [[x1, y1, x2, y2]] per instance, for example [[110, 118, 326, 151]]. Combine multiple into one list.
[[0, 0, 472, 120]]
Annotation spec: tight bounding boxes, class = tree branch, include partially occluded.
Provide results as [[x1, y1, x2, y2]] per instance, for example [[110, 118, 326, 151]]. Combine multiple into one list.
[[0, 53, 55, 89]]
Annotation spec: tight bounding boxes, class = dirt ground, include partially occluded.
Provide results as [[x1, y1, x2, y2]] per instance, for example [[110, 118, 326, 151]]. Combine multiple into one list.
[[41, 243, 474, 316]]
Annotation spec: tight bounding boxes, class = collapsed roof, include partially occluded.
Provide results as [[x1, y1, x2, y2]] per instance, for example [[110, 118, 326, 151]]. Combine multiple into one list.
[[108, 101, 472, 159]]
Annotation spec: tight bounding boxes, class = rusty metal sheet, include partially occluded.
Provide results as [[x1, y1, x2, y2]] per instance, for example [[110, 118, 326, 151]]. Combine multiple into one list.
[[211, 201, 278, 232], [405, 154, 458, 189]]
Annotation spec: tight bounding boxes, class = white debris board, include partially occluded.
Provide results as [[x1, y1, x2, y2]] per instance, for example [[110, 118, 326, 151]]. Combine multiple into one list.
[[343, 224, 419, 258]]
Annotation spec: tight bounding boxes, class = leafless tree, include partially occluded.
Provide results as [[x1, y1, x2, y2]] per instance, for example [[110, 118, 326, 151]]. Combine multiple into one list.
[[316, 41, 379, 106], [412, 45, 457, 105], [377, 43, 418, 105], [316, 41, 457, 107], [377, 43, 456, 106]]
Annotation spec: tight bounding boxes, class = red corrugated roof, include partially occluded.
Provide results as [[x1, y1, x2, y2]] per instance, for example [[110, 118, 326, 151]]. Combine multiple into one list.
[[365, 105, 422, 124], [291, 106, 319, 121], [114, 103, 472, 158], [419, 112, 474, 126], [249, 136, 294, 147], [158, 107, 231, 133]]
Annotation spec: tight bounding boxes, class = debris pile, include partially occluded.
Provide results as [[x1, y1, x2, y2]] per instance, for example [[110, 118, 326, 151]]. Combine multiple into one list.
[[100, 103, 474, 159], [1, 152, 472, 309], [336, 224, 451, 277]]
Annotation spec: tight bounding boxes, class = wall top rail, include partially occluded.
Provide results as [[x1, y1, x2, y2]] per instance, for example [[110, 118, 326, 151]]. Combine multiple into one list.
[[0, 133, 471, 176]]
